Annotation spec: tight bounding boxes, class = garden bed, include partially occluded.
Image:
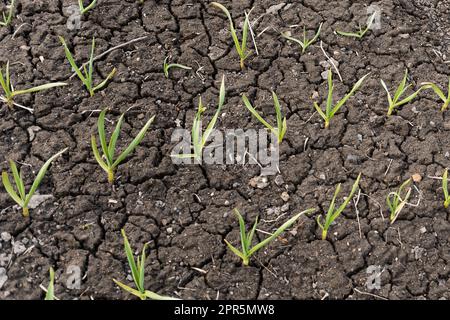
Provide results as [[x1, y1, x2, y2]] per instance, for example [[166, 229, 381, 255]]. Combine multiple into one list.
[[1, 0, 450, 300]]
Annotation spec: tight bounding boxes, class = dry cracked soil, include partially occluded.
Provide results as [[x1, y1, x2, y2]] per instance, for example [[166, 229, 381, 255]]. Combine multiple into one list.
[[1, 0, 450, 300]]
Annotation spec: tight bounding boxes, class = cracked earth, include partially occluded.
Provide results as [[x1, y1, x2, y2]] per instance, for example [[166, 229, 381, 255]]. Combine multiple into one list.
[[1, 0, 450, 300]]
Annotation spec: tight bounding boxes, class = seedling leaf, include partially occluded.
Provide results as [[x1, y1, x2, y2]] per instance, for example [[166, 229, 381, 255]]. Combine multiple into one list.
[[114, 229, 178, 300], [226, 208, 315, 265], [318, 173, 361, 240], [281, 22, 322, 53], [92, 109, 155, 183], [314, 70, 369, 128], [44, 267, 55, 300], [60, 36, 115, 97]]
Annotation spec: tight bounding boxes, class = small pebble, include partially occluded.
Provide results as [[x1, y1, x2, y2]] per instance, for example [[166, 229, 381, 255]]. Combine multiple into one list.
[[412, 173, 422, 182], [1, 232, 11, 242], [444, 122, 450, 130], [357, 134, 363, 142], [281, 192, 290, 202], [249, 176, 269, 189], [13, 241, 26, 255]]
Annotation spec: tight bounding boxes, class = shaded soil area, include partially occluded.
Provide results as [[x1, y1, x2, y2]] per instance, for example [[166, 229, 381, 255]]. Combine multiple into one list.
[[1, 0, 450, 300]]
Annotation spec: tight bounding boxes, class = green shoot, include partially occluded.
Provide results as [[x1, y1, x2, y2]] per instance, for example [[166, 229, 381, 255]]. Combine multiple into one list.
[[113, 229, 179, 300], [44, 267, 55, 300], [313, 69, 369, 128], [173, 75, 225, 161], [59, 36, 116, 97], [336, 12, 376, 39], [0, 0, 14, 27], [79, 0, 97, 14], [163, 57, 192, 78], [91, 109, 155, 184], [443, 169, 450, 208], [421, 77, 450, 112], [2, 148, 67, 217], [381, 69, 422, 116], [281, 22, 323, 54], [387, 178, 412, 224], [0, 61, 67, 111], [242, 91, 287, 144], [317, 173, 361, 240], [225, 208, 315, 266], [211, 2, 251, 70]]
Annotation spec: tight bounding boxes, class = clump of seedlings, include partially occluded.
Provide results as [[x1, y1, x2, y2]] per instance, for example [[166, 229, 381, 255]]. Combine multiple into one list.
[[336, 12, 376, 39], [381, 69, 422, 116], [59, 36, 117, 97], [281, 22, 323, 54], [313, 69, 369, 128], [442, 169, 450, 208], [1, 148, 67, 217], [421, 77, 450, 112], [317, 173, 361, 240], [113, 229, 178, 300], [0, 0, 14, 27], [0, 61, 67, 112], [387, 178, 412, 224], [242, 91, 287, 144], [44, 267, 55, 300], [163, 57, 192, 78], [91, 109, 155, 184], [211, 2, 252, 70], [173, 76, 225, 161], [79, 0, 97, 14], [225, 208, 315, 266]]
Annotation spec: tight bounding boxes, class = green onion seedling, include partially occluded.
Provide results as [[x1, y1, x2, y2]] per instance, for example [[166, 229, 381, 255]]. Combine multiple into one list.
[[173, 76, 225, 161], [163, 57, 192, 78], [79, 0, 97, 14], [242, 91, 287, 144], [336, 12, 376, 39], [91, 109, 155, 184], [281, 22, 323, 54], [0, 61, 67, 111], [0, 0, 14, 27], [443, 169, 450, 208], [225, 208, 315, 266], [1, 148, 67, 217], [59, 36, 117, 97], [421, 77, 450, 112], [113, 229, 179, 300], [211, 2, 252, 70], [317, 173, 361, 240], [314, 69, 369, 128], [381, 69, 422, 116], [387, 178, 412, 224], [44, 267, 55, 300]]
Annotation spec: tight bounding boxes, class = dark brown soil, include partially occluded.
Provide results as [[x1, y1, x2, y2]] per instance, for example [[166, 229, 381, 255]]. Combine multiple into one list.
[[1, 0, 450, 300]]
